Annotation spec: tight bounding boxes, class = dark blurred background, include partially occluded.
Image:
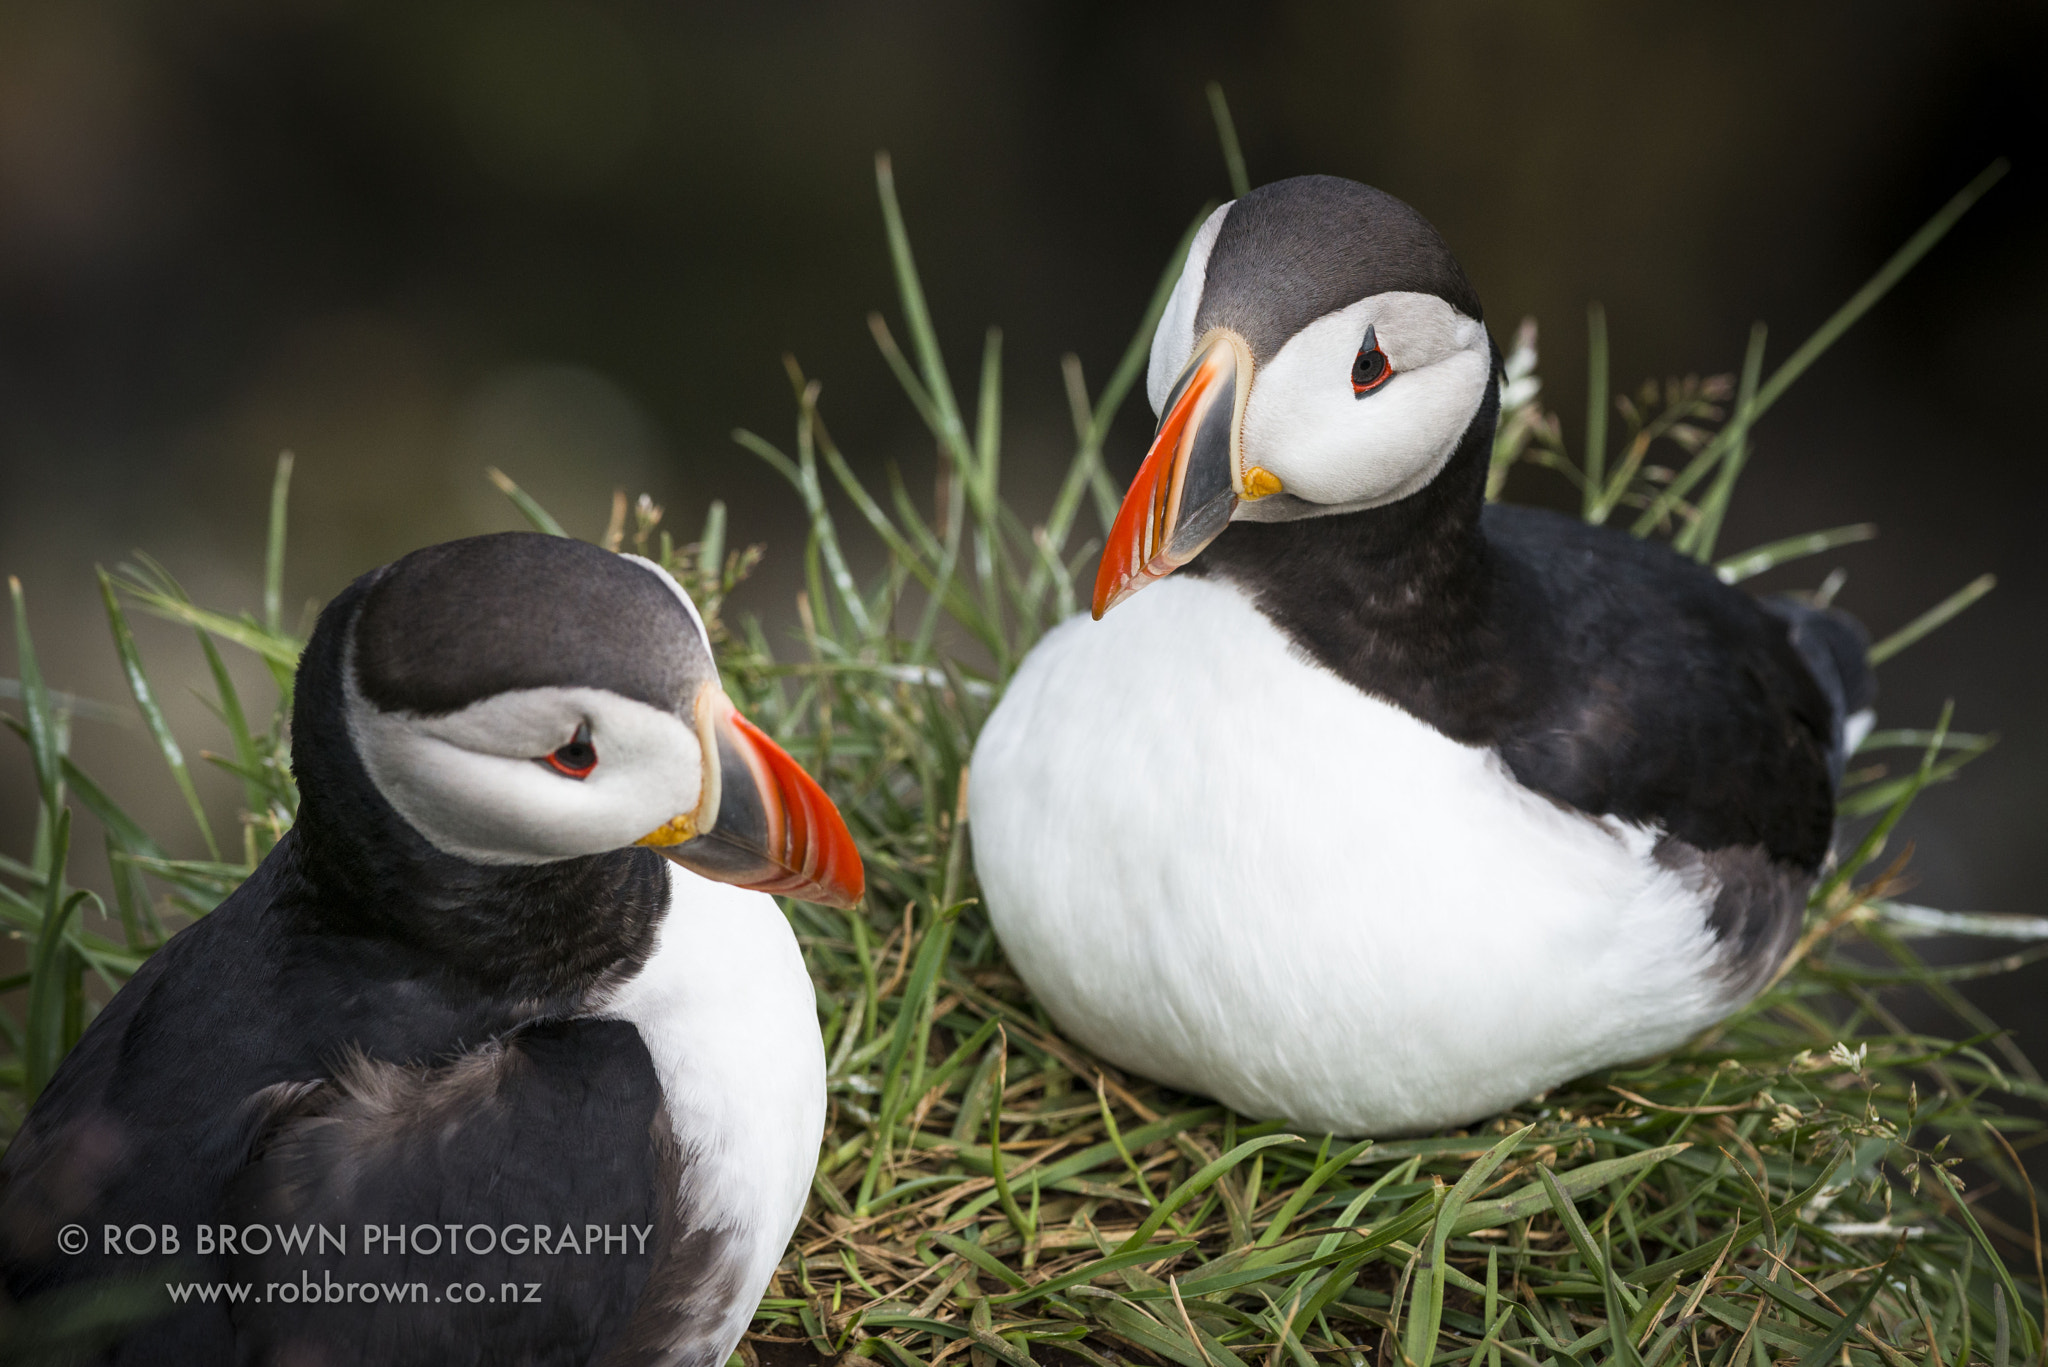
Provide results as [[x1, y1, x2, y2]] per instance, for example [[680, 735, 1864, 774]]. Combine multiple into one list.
[[2, 4, 2043, 1035]]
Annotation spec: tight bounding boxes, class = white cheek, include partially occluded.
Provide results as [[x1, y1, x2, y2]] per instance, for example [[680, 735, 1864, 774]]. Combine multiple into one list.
[[1242, 295, 1489, 510], [350, 679, 703, 865], [1146, 202, 1233, 417]]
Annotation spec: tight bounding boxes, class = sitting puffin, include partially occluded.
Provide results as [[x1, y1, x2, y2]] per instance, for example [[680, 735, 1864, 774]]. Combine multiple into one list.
[[969, 176, 1872, 1137], [0, 533, 861, 1364]]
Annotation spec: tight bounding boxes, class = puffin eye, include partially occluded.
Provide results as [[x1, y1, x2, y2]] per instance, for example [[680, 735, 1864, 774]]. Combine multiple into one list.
[[542, 722, 598, 780], [1351, 324, 1393, 396]]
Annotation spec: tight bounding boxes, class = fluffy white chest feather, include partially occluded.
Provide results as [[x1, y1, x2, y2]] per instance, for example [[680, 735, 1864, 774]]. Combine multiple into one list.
[[599, 867, 825, 1359], [969, 576, 1742, 1136]]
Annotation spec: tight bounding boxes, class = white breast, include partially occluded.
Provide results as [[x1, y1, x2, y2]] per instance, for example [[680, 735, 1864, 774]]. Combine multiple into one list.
[[599, 867, 825, 1359], [969, 576, 1740, 1137]]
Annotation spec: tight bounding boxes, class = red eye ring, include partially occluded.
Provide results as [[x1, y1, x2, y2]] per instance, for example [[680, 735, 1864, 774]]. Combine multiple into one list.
[[1351, 323, 1394, 396], [543, 722, 597, 779]]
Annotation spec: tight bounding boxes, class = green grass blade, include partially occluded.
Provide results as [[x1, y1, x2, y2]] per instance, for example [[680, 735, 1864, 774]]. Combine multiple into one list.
[[1933, 1168, 2044, 1363], [1256, 1138, 1375, 1247], [97, 569, 219, 859], [1537, 1164, 1639, 1313], [55, 753, 167, 862], [1403, 1182, 1447, 1367], [856, 906, 960, 1214], [1868, 573, 1995, 665], [1751, 158, 2007, 424], [263, 450, 293, 632], [24, 808, 79, 1097], [1714, 522, 1877, 584], [1836, 725, 1988, 818], [932, 1231, 1030, 1291], [103, 831, 156, 949], [196, 628, 266, 822], [975, 326, 1004, 516], [487, 467, 570, 537], [115, 583, 302, 668], [1402, 1125, 1534, 1366], [874, 153, 973, 468], [1040, 202, 1213, 589], [746, 422, 877, 643], [1206, 81, 1250, 198], [794, 386, 876, 640], [1087, 204, 1213, 454], [1087, 1292, 1246, 1367], [1601, 1227, 1647, 1367], [735, 425, 800, 486], [1582, 303, 1609, 521], [918, 1015, 1002, 1105], [1633, 159, 2008, 536], [1794, 1252, 1899, 1367], [1314, 1155, 1422, 1260], [813, 440, 987, 643], [1096, 1080, 1165, 1212], [1451, 1145, 1689, 1235], [913, 461, 974, 661], [990, 1241, 1201, 1307], [697, 500, 727, 602], [0, 678, 131, 728], [971, 327, 1008, 667], [868, 313, 957, 458], [7, 577, 61, 814], [1681, 321, 1767, 561], [987, 1032, 1035, 1245], [1630, 1167, 1834, 1284], [1115, 1133, 1300, 1254]]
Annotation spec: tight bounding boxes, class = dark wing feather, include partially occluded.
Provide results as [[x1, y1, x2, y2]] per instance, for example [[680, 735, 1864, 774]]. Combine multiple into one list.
[[1479, 505, 1857, 870]]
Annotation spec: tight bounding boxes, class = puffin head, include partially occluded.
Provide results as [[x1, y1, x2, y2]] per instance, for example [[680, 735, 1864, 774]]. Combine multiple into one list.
[[1094, 175, 1493, 617], [321, 532, 863, 908]]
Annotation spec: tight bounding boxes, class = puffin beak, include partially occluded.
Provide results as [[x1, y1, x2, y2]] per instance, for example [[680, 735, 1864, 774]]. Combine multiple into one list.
[[637, 688, 865, 909], [1092, 327, 1278, 618]]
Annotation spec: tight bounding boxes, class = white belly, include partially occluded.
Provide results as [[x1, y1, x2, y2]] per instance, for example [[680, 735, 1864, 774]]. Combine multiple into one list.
[[599, 867, 826, 1362], [968, 576, 1739, 1136]]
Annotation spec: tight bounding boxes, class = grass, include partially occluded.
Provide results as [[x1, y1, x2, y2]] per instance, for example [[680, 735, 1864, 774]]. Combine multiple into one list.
[[0, 93, 2037, 1367]]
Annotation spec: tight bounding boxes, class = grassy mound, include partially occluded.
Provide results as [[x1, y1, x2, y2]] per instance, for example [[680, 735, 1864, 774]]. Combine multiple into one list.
[[2, 106, 2036, 1366]]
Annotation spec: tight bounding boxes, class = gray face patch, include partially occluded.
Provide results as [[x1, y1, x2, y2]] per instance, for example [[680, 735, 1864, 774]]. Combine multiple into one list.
[[1192, 175, 1484, 365], [352, 532, 713, 719]]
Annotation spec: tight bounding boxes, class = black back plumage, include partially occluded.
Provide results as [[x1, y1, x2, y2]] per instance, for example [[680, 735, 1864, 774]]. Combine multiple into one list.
[[0, 536, 715, 1364]]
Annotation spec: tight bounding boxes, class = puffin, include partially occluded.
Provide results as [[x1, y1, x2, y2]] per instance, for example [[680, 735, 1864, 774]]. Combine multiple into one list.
[[969, 175, 1873, 1138], [0, 532, 862, 1365]]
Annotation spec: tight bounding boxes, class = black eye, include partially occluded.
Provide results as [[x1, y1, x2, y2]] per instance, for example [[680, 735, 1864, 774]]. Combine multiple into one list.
[[1351, 324, 1393, 396], [543, 722, 597, 779]]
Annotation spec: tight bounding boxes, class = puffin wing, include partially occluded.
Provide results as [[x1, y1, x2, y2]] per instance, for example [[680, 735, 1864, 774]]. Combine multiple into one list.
[[1480, 505, 1862, 861], [224, 1017, 691, 1366]]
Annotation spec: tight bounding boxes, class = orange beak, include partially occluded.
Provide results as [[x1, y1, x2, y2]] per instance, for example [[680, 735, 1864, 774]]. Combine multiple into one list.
[[1093, 328, 1275, 618], [639, 690, 865, 908]]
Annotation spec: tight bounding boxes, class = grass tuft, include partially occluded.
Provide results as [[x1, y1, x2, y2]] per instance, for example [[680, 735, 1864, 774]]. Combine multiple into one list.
[[1, 127, 2034, 1367]]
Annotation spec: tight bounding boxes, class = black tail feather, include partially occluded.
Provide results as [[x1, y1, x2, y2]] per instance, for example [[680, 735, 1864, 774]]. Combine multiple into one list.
[[1762, 595, 1876, 791]]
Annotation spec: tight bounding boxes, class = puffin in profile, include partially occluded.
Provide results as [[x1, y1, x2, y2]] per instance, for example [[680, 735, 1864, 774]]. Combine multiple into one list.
[[970, 176, 1872, 1137], [1, 533, 861, 1364]]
